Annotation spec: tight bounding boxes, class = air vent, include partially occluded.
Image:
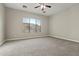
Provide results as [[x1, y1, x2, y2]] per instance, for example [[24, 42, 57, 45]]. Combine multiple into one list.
[[22, 5, 27, 8]]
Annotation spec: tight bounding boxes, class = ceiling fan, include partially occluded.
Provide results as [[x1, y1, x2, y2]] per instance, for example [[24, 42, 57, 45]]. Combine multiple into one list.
[[34, 3, 51, 13]]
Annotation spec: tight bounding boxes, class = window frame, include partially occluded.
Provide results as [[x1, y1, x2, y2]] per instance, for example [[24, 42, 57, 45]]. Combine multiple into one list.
[[22, 17, 41, 32]]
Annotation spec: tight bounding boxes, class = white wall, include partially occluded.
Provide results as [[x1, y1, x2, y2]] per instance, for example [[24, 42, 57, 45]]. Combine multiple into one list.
[[0, 4, 5, 45], [49, 4, 79, 42], [5, 8, 49, 40]]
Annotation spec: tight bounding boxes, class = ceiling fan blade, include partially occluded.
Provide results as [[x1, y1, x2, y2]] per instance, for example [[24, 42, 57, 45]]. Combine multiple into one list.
[[45, 5, 51, 8], [35, 6, 40, 8]]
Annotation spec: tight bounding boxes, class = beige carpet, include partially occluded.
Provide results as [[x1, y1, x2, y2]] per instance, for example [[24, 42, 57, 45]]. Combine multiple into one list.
[[0, 37, 79, 56]]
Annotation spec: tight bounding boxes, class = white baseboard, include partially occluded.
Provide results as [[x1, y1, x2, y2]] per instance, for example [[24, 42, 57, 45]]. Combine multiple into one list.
[[49, 34, 79, 43], [6, 34, 79, 43], [6, 35, 49, 41], [0, 40, 5, 46]]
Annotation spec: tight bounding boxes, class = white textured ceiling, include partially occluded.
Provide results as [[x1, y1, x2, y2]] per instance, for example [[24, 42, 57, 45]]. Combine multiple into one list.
[[4, 3, 78, 16]]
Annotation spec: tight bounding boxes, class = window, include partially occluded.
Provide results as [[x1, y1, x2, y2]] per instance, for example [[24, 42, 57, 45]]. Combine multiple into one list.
[[22, 17, 30, 32], [22, 17, 41, 32], [36, 19, 41, 32]]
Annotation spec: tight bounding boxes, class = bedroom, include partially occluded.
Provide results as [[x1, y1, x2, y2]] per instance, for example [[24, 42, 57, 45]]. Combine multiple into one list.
[[0, 3, 79, 56]]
